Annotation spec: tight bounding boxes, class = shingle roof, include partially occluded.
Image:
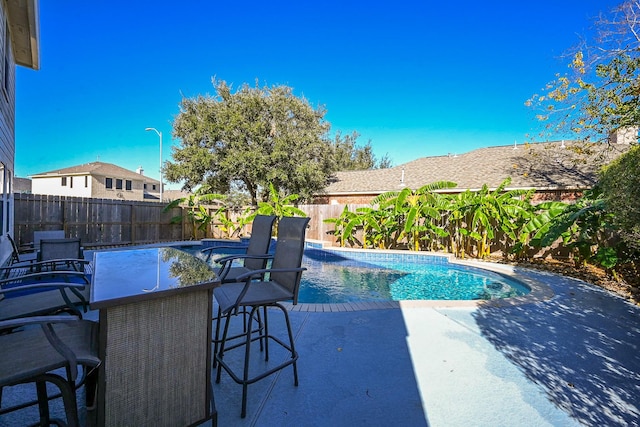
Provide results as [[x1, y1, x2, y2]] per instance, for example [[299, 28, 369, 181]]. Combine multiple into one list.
[[323, 141, 631, 195], [30, 162, 159, 184]]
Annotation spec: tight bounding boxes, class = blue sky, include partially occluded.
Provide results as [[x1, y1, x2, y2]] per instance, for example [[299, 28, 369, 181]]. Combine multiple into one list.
[[16, 0, 620, 188]]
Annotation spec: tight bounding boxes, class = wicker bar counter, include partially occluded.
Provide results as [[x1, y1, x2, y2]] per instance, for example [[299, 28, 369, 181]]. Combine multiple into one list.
[[90, 247, 219, 427]]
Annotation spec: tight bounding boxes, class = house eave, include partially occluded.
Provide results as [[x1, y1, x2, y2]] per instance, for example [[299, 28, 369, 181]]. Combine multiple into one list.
[[320, 185, 593, 198], [6, 0, 40, 70]]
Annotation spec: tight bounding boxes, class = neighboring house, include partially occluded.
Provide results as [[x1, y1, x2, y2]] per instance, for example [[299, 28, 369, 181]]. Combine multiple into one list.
[[315, 133, 635, 205], [14, 176, 31, 193], [0, 0, 39, 265], [163, 189, 192, 202], [30, 161, 162, 201]]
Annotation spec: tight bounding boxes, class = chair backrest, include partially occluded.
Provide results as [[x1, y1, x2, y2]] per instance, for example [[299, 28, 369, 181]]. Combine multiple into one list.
[[34, 230, 65, 250], [39, 238, 82, 261], [6, 234, 21, 264], [244, 215, 276, 271], [270, 216, 310, 304]]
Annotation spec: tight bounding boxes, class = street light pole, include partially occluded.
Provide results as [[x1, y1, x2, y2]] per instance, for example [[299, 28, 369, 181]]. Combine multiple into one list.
[[145, 127, 163, 202]]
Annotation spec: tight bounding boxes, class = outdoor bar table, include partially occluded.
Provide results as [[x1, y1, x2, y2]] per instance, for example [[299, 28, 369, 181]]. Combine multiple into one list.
[[90, 247, 220, 427]]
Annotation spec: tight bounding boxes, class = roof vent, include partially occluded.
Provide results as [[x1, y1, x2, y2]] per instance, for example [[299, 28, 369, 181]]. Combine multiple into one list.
[[513, 140, 518, 150], [560, 139, 566, 149], [399, 168, 406, 187], [136, 166, 144, 175]]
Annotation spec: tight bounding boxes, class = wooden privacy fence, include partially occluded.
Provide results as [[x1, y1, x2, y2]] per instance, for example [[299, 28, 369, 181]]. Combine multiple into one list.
[[13, 193, 353, 249], [13, 194, 186, 249], [298, 203, 367, 243]]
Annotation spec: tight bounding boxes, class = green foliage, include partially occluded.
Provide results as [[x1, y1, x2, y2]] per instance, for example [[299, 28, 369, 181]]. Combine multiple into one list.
[[522, 1, 640, 270], [499, 187, 630, 270], [596, 145, 640, 251], [323, 205, 360, 247], [166, 79, 332, 204], [322, 178, 628, 271], [255, 183, 307, 219], [166, 79, 387, 205], [332, 131, 392, 170], [215, 206, 255, 238], [527, 2, 640, 145], [324, 181, 456, 250], [163, 186, 226, 239]]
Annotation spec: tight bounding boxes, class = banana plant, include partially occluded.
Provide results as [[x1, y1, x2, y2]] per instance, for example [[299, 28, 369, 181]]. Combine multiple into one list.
[[468, 179, 534, 258], [255, 182, 307, 235], [163, 186, 227, 239], [523, 192, 620, 268], [324, 205, 359, 247], [355, 206, 388, 249], [255, 182, 306, 219], [215, 206, 255, 238], [445, 190, 477, 257], [372, 181, 457, 250], [517, 201, 570, 256]]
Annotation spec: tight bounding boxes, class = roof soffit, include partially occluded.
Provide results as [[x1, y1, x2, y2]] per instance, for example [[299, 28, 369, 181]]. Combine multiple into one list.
[[6, 0, 40, 69]]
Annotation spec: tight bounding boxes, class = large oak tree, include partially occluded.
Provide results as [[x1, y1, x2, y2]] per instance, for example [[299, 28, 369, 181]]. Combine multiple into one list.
[[165, 79, 385, 204]]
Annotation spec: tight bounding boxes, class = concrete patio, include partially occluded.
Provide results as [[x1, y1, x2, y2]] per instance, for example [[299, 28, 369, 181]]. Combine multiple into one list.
[[1, 266, 639, 426]]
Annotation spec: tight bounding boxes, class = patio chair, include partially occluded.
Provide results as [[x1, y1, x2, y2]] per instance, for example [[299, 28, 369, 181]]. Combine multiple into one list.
[[6, 234, 37, 266], [37, 238, 85, 272], [201, 214, 277, 283], [0, 315, 100, 427], [204, 215, 276, 360], [0, 270, 91, 321], [214, 216, 310, 418]]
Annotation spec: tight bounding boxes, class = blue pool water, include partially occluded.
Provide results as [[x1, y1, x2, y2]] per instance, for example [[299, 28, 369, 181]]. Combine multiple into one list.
[[186, 244, 529, 304], [299, 248, 528, 303]]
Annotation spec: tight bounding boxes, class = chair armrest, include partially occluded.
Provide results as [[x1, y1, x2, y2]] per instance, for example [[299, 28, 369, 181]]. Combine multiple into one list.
[[1, 259, 90, 271], [0, 315, 86, 381], [215, 254, 275, 280], [6, 257, 37, 268], [201, 245, 249, 254], [0, 281, 86, 296], [228, 267, 307, 309], [0, 279, 89, 317], [214, 253, 273, 263], [0, 314, 81, 330], [234, 267, 307, 282], [0, 270, 90, 285], [201, 245, 249, 262]]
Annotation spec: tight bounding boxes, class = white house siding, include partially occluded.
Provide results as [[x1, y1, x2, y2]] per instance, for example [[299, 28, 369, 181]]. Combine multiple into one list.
[[31, 175, 92, 197], [32, 174, 146, 201], [0, 4, 16, 264]]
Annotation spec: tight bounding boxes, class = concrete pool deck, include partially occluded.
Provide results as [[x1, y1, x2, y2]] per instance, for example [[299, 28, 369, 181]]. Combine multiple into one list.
[[2, 260, 639, 425]]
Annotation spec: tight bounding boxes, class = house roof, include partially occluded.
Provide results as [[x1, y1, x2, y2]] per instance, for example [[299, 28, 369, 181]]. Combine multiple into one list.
[[6, 0, 40, 69], [323, 140, 631, 196], [14, 176, 31, 193], [30, 161, 160, 184]]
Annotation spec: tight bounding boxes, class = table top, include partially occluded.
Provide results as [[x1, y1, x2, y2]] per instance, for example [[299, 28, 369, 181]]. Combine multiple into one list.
[[90, 247, 220, 309]]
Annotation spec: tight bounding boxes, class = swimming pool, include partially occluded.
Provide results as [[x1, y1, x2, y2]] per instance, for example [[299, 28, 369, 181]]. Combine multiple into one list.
[[187, 243, 529, 304]]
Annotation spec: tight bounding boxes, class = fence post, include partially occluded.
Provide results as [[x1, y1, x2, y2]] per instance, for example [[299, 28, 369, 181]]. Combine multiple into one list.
[[131, 202, 136, 245]]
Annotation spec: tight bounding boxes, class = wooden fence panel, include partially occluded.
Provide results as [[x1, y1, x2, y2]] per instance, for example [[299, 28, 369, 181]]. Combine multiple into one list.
[[13, 194, 184, 248]]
